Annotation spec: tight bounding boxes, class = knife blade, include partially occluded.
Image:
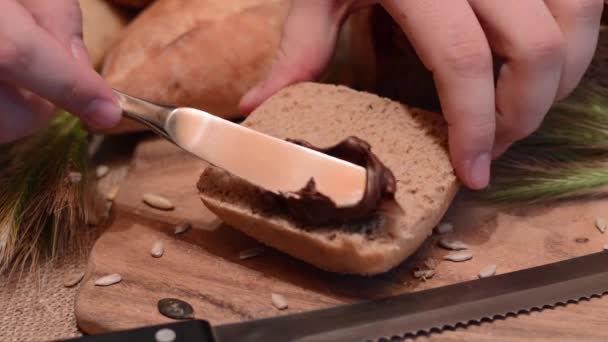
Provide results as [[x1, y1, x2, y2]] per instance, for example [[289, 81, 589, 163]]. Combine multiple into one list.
[[113, 90, 367, 207], [67, 252, 608, 342]]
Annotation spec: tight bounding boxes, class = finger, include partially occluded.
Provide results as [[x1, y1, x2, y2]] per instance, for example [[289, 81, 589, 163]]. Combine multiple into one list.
[[381, 0, 495, 189], [0, 1, 120, 129], [19, 0, 91, 64], [239, 1, 350, 114], [0, 83, 55, 143], [469, 0, 565, 157], [544, 0, 604, 100]]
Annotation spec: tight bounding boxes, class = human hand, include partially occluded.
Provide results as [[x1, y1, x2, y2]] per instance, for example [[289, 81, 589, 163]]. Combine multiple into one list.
[[239, 0, 604, 190], [0, 0, 121, 143]]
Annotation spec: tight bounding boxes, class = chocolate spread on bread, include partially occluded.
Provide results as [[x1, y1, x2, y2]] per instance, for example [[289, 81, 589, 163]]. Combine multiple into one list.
[[274, 136, 397, 226]]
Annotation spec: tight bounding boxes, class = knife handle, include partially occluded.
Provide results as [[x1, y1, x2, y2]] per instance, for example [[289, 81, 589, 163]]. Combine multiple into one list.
[[60, 320, 217, 342]]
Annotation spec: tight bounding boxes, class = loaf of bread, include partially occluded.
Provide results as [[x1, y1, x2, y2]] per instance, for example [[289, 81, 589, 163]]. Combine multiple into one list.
[[100, 0, 290, 134], [197, 82, 459, 275], [79, 0, 129, 68]]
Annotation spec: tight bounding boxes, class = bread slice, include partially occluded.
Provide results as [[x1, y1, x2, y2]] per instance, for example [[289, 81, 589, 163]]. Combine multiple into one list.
[[197, 82, 459, 275]]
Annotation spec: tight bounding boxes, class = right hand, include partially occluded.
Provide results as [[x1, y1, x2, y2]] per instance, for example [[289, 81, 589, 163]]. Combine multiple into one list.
[[240, 0, 604, 190], [0, 0, 121, 143]]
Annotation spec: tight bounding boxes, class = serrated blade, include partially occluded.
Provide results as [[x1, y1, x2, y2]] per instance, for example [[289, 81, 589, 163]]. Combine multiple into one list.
[[213, 252, 608, 342]]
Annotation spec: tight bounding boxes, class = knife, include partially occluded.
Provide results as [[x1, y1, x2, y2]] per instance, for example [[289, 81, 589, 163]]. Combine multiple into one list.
[[65, 251, 608, 342], [112, 90, 367, 207]]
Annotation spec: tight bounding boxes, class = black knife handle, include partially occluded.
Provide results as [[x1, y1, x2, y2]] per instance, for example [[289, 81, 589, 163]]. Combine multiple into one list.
[[60, 320, 216, 342]]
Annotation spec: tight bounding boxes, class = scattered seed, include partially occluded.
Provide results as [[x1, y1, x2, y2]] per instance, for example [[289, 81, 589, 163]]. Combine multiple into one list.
[[94, 273, 122, 286], [423, 257, 436, 270], [443, 251, 473, 262], [66, 171, 82, 184], [155, 328, 176, 342], [575, 237, 589, 244], [596, 217, 607, 234], [239, 247, 265, 260], [438, 238, 468, 251], [435, 222, 454, 234], [271, 293, 288, 310], [478, 264, 497, 278], [96, 165, 110, 179], [142, 193, 174, 210], [158, 298, 194, 320], [151, 241, 164, 258], [174, 221, 192, 235], [106, 185, 120, 201], [63, 271, 85, 288], [413, 269, 435, 281]]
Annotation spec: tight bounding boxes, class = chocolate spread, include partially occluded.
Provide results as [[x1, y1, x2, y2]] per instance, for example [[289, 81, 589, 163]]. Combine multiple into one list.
[[273, 136, 397, 226]]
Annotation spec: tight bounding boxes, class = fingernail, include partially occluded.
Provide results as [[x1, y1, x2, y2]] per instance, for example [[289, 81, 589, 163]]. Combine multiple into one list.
[[468, 152, 491, 190], [71, 38, 92, 65], [83, 99, 121, 129]]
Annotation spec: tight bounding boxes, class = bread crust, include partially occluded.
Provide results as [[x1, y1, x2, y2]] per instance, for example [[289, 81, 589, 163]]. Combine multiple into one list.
[[197, 82, 459, 275], [101, 0, 289, 133]]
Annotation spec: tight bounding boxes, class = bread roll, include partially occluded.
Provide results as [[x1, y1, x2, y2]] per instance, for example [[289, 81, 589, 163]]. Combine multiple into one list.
[[79, 0, 129, 68], [101, 0, 290, 134], [197, 82, 459, 275]]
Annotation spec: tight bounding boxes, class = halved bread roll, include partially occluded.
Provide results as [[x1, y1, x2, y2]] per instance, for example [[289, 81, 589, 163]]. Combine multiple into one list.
[[197, 82, 459, 275]]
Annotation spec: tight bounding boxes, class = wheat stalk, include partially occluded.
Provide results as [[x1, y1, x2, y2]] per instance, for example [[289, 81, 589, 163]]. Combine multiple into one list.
[[0, 112, 101, 277]]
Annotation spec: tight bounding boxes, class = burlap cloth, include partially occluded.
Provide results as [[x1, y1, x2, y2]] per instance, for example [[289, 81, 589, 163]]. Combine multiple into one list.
[[0, 248, 90, 341], [0, 135, 134, 342]]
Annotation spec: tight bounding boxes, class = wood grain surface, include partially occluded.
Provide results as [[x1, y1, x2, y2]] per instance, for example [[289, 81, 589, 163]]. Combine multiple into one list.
[[75, 137, 608, 341]]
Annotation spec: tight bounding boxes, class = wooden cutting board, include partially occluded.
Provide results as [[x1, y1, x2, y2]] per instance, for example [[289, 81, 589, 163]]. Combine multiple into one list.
[[75, 136, 608, 340]]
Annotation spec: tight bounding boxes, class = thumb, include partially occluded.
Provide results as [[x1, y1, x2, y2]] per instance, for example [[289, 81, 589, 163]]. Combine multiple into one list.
[[239, 1, 350, 114]]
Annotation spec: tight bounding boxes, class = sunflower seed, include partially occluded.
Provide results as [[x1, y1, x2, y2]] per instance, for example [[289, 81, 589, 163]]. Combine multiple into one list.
[[174, 221, 192, 235], [96, 165, 110, 178], [413, 269, 435, 281], [151, 241, 164, 258], [271, 293, 288, 310], [94, 273, 122, 286], [106, 185, 120, 201], [239, 247, 265, 260], [443, 251, 473, 262], [66, 171, 82, 184], [435, 222, 454, 234], [438, 238, 468, 251], [158, 298, 194, 320], [478, 264, 497, 278], [155, 328, 176, 342], [596, 217, 607, 234], [575, 237, 589, 244], [63, 271, 85, 288], [142, 193, 174, 210], [423, 257, 436, 270]]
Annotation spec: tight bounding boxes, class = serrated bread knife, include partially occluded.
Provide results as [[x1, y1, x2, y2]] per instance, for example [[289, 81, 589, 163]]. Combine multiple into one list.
[[112, 89, 367, 207], [66, 252, 608, 342]]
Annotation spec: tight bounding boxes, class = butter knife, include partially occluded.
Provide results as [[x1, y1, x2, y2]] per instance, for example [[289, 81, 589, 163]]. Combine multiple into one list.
[[112, 89, 367, 207]]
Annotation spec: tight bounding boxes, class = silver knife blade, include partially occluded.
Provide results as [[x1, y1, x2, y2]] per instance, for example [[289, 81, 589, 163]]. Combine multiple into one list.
[[113, 90, 367, 208], [212, 252, 608, 342]]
